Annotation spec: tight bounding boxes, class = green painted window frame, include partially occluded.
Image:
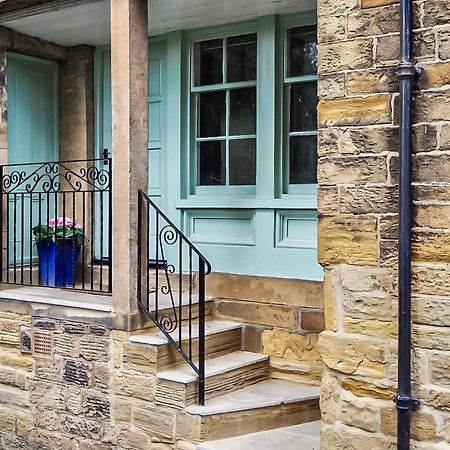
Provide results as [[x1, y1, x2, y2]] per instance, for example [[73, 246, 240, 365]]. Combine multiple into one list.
[[278, 14, 318, 197], [186, 22, 258, 197], [184, 13, 318, 206]]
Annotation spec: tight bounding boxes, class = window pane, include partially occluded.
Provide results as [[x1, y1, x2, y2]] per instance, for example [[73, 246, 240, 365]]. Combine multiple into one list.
[[227, 34, 257, 83], [194, 39, 223, 86], [198, 141, 226, 185], [290, 82, 317, 132], [230, 88, 256, 136], [289, 135, 317, 184], [199, 91, 226, 137], [288, 26, 317, 77], [229, 139, 256, 185]]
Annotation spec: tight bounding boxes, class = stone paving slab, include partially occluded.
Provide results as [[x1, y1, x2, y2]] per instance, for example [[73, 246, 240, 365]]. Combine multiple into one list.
[[198, 421, 321, 450]]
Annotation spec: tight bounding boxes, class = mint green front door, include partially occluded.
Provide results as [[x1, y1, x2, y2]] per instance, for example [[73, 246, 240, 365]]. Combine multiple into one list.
[[6, 53, 57, 264]]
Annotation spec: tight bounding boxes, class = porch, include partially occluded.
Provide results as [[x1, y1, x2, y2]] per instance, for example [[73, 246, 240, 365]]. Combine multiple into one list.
[[0, 1, 324, 449]]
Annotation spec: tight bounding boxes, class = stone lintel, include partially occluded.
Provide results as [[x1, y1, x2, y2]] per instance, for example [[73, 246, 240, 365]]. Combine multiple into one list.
[[0, 25, 67, 62]]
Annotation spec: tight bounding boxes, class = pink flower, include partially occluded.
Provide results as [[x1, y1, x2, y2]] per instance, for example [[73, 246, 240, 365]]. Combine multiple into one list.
[[48, 218, 56, 228], [57, 217, 74, 229], [75, 224, 82, 230]]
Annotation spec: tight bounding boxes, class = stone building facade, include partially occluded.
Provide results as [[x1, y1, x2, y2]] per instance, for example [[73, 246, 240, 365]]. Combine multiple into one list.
[[317, 0, 450, 447], [0, 0, 447, 448]]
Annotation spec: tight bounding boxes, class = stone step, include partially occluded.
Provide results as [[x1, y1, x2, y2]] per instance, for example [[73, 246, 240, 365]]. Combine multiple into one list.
[[143, 292, 215, 323], [156, 351, 269, 408], [177, 379, 320, 443], [129, 320, 242, 370], [197, 421, 321, 450]]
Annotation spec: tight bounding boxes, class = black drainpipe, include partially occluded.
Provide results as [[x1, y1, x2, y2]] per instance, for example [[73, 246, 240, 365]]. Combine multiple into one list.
[[396, 0, 420, 447]]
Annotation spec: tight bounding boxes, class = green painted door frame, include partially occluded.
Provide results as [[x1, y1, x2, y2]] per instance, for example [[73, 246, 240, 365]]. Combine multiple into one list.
[[6, 52, 58, 265]]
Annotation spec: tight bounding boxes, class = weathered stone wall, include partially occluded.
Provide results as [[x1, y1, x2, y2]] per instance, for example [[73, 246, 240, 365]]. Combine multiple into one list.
[[207, 273, 324, 385], [317, 0, 450, 447]]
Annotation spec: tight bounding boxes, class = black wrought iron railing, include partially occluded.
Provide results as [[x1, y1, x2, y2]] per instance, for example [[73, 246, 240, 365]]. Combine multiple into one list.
[[0, 153, 112, 293], [137, 190, 211, 405]]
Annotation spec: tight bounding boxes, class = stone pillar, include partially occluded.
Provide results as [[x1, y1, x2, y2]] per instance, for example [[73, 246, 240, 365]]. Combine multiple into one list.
[[59, 45, 95, 162], [317, 0, 450, 447], [110, 0, 148, 316]]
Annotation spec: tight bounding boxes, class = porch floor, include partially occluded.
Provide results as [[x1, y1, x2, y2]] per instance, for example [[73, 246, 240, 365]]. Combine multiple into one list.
[[0, 285, 112, 312]]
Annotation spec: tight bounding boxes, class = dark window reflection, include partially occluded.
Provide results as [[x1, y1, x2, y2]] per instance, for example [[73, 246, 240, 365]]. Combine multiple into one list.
[[229, 139, 256, 185], [198, 141, 226, 185], [288, 26, 317, 77], [290, 82, 317, 132], [230, 87, 256, 136], [227, 34, 257, 83], [289, 135, 317, 184], [199, 91, 226, 137], [194, 39, 223, 86]]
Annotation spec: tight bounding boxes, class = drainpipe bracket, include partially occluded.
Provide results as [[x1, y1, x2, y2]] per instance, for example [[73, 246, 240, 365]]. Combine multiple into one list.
[[397, 61, 417, 79], [395, 395, 420, 412]]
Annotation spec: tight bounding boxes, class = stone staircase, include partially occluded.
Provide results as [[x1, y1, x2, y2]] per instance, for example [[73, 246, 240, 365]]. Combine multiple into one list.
[[128, 300, 321, 449]]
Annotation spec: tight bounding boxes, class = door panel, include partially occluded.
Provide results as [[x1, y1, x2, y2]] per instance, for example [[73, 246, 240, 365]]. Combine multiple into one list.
[[6, 54, 57, 265]]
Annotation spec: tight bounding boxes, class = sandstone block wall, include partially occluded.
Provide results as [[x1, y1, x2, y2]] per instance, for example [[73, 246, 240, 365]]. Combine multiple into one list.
[[206, 273, 324, 385], [317, 0, 450, 447]]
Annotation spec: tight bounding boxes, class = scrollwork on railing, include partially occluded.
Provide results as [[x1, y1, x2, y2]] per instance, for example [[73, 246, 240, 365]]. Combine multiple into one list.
[[1, 160, 111, 194], [157, 225, 179, 333]]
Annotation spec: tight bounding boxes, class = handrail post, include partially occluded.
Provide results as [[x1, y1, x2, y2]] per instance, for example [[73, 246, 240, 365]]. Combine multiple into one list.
[[198, 258, 206, 406]]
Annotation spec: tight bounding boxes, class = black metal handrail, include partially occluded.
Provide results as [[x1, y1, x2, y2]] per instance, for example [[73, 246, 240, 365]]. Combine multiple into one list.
[[0, 153, 112, 293], [137, 189, 211, 405]]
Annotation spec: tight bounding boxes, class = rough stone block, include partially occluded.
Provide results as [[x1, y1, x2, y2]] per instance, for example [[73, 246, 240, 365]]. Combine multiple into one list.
[[319, 39, 373, 73], [348, 5, 399, 38], [133, 402, 176, 441], [412, 230, 450, 264], [63, 359, 92, 387], [344, 317, 397, 338], [413, 266, 450, 297], [318, 216, 378, 266], [419, 62, 450, 90], [112, 371, 155, 401], [342, 377, 396, 401], [79, 335, 109, 362], [60, 414, 103, 440], [216, 300, 299, 328], [300, 310, 325, 332], [346, 68, 398, 95], [318, 96, 391, 126], [319, 331, 387, 378], [340, 185, 398, 214], [341, 392, 381, 432], [321, 425, 396, 449], [361, 0, 398, 7], [318, 73, 346, 99], [341, 126, 398, 155], [262, 328, 320, 362], [423, 0, 450, 27], [318, 156, 388, 185]]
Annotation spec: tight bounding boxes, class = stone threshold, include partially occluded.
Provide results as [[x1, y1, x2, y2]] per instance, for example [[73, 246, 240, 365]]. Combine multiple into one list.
[[0, 285, 112, 312]]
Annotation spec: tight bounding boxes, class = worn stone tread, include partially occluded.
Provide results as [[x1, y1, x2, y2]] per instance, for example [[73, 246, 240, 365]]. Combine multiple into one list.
[[129, 320, 241, 346], [197, 421, 321, 450], [157, 351, 268, 383], [186, 379, 320, 416]]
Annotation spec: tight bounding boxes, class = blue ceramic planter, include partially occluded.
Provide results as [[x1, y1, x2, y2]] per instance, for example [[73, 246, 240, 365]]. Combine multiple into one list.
[[37, 239, 81, 287]]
